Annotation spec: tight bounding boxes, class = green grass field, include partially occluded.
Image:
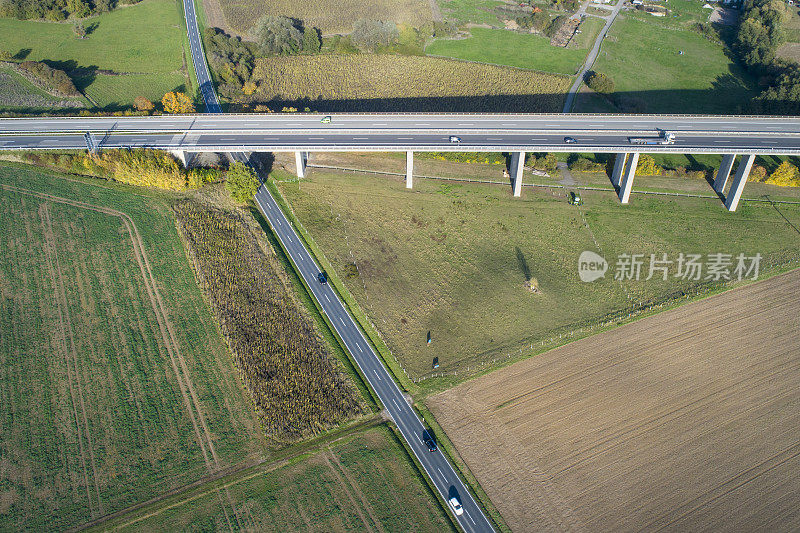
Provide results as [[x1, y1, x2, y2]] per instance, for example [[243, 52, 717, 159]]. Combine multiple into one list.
[[426, 27, 588, 75], [108, 426, 453, 531], [274, 164, 800, 381], [0, 163, 264, 531], [576, 15, 758, 113], [0, 0, 188, 108], [437, 0, 503, 25]]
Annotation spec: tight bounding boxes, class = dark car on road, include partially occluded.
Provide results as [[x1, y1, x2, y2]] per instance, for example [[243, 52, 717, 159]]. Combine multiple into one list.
[[317, 271, 328, 284], [422, 429, 437, 452], [564, 136, 577, 144]]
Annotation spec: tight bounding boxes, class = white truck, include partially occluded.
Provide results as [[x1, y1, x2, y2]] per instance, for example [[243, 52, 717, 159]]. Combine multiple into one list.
[[628, 131, 676, 145]]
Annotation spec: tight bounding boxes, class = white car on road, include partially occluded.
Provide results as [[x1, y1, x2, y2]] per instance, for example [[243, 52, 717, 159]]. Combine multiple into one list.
[[449, 496, 464, 516]]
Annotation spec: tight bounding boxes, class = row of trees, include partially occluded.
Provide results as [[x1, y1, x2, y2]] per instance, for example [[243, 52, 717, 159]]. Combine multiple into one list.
[[0, 0, 139, 20], [734, 0, 800, 114]]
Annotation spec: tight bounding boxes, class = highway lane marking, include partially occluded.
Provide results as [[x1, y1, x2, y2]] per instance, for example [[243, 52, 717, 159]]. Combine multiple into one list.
[[357, 344, 363, 353], [437, 467, 447, 483], [416, 123, 431, 126], [466, 510, 476, 525], [340, 316, 346, 326], [392, 398, 401, 410], [762, 141, 778, 144], [458, 123, 474, 126], [373, 369, 381, 380], [487, 138, 502, 140], [714, 140, 731, 143], [373, 123, 388, 126], [502, 123, 517, 126], [324, 294, 330, 302], [353, 137, 368, 140]]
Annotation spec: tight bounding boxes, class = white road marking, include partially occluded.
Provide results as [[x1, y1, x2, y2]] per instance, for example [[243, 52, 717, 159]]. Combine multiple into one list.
[[392, 398, 400, 410], [374, 123, 388, 126], [437, 467, 447, 483], [357, 344, 363, 353], [714, 140, 731, 143], [458, 123, 474, 126], [373, 369, 381, 380], [466, 510, 476, 525], [340, 316, 346, 325], [325, 294, 330, 302]]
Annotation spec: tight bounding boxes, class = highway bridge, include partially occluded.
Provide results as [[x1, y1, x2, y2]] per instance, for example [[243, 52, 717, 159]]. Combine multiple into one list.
[[1, 113, 798, 210]]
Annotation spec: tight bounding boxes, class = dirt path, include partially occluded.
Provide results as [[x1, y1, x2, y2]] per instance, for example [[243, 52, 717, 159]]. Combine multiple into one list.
[[38, 202, 100, 517], [323, 450, 378, 533]]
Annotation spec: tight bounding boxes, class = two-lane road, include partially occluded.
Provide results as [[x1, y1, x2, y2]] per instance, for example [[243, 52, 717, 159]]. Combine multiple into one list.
[[254, 188, 495, 533], [182, 0, 220, 113]]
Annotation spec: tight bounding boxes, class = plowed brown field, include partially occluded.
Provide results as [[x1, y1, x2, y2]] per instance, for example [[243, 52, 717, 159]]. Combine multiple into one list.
[[428, 269, 800, 532]]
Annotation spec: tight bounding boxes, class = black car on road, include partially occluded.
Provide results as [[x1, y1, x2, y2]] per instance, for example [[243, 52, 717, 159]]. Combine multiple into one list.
[[422, 429, 437, 452], [317, 271, 328, 284]]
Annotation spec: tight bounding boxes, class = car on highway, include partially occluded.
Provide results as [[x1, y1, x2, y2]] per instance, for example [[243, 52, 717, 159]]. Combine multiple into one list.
[[564, 136, 577, 144], [317, 271, 328, 284], [321, 116, 332, 124], [422, 429, 437, 452], [449, 136, 461, 143], [449, 496, 464, 516]]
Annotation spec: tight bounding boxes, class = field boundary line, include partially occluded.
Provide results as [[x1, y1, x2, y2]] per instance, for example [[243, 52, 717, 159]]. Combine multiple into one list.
[[1, 184, 220, 479], [82, 415, 385, 531], [37, 202, 100, 517]]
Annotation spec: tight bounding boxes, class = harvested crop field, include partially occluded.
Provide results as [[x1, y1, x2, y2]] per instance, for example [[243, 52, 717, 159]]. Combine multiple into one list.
[[247, 55, 570, 113], [428, 268, 800, 531], [215, 0, 432, 35]]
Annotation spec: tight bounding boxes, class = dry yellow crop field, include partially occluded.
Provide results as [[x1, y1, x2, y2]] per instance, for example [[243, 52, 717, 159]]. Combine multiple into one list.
[[428, 268, 800, 532], [248, 55, 570, 113], [215, 0, 433, 35]]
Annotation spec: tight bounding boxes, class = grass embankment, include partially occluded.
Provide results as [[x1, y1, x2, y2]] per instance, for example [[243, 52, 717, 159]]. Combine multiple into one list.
[[0, 0, 189, 108], [426, 27, 589, 75], [274, 165, 800, 384], [0, 163, 264, 531], [101, 425, 454, 532], [247, 54, 570, 112], [216, 0, 432, 34], [576, 16, 758, 113], [0, 65, 88, 111]]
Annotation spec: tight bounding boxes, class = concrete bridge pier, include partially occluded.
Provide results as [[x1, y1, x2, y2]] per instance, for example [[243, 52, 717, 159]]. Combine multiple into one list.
[[295, 151, 308, 178], [713, 154, 737, 193], [406, 151, 413, 188], [170, 150, 190, 168], [724, 154, 755, 212], [510, 151, 525, 197], [611, 152, 627, 188], [618, 152, 639, 203]]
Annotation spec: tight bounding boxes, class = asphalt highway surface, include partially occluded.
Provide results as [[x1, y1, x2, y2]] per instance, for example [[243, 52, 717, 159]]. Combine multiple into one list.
[[182, 0, 221, 113], [2, 113, 800, 135], [3, 131, 800, 155]]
